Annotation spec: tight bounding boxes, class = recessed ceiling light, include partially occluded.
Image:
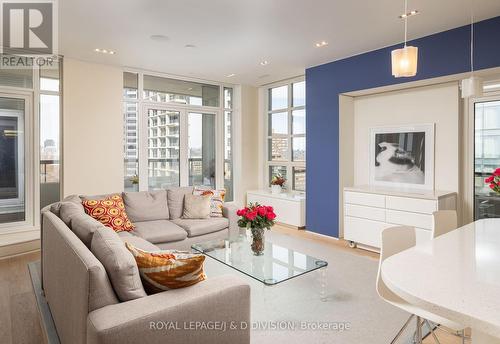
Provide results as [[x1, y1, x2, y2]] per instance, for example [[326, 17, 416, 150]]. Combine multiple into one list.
[[94, 48, 115, 55], [399, 10, 419, 19], [226, 73, 236, 78], [184, 44, 196, 48], [150, 34, 169, 42], [260, 60, 269, 66], [315, 41, 328, 48]]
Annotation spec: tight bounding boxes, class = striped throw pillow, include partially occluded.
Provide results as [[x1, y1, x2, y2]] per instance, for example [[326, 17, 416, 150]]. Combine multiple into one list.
[[193, 188, 226, 217], [125, 243, 206, 293]]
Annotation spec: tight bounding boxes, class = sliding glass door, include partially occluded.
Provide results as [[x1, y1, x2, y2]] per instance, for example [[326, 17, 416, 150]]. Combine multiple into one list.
[[139, 105, 220, 191], [0, 95, 29, 225], [188, 112, 216, 188], [474, 100, 500, 219], [147, 108, 180, 189]]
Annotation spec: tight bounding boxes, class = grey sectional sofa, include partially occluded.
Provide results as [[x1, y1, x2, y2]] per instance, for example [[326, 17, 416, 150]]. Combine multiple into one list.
[[41, 186, 251, 344]]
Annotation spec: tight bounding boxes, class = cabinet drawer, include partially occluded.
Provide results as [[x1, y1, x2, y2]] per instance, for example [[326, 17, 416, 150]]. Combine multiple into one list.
[[344, 204, 386, 222], [344, 216, 391, 248], [344, 191, 385, 208], [386, 196, 437, 214], [386, 210, 434, 230]]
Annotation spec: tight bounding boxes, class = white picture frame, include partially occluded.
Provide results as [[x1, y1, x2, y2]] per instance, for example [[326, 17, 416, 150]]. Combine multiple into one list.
[[369, 124, 435, 190]]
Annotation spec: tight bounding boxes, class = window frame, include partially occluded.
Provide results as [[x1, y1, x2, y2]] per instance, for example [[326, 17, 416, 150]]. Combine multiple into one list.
[[264, 76, 306, 192]]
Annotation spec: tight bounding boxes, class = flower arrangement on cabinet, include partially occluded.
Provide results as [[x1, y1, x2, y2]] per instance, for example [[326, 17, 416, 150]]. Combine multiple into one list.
[[270, 173, 286, 194]]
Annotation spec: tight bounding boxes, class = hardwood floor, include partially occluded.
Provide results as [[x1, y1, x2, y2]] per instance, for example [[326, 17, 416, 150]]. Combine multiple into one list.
[[0, 251, 42, 344], [0, 229, 465, 344]]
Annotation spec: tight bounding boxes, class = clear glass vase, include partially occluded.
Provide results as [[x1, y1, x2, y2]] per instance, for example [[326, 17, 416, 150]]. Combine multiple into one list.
[[250, 228, 265, 256]]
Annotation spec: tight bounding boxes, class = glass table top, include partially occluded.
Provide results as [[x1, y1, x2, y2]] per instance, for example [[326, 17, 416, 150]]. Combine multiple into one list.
[[191, 233, 328, 285]]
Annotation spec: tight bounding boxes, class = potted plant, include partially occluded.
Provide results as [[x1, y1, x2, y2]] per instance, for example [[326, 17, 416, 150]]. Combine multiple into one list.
[[236, 203, 276, 255], [130, 174, 139, 191], [270, 173, 286, 194], [485, 168, 500, 194]]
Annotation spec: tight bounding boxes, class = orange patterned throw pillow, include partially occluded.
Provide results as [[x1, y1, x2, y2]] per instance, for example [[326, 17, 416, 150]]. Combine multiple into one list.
[[125, 243, 206, 293], [82, 194, 134, 233]]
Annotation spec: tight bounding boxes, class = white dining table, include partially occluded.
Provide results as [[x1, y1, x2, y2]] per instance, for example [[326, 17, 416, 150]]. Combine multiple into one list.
[[382, 218, 500, 344]]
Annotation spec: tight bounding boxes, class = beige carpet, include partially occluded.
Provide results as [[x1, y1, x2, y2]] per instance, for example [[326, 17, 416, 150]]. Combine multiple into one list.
[[202, 230, 415, 344]]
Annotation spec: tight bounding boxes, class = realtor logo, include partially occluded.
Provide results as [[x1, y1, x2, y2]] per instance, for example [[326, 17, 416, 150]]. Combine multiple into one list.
[[1, 0, 56, 55]]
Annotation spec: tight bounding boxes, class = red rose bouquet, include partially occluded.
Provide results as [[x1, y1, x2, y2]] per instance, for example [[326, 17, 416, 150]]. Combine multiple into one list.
[[485, 168, 500, 194], [236, 203, 276, 229]]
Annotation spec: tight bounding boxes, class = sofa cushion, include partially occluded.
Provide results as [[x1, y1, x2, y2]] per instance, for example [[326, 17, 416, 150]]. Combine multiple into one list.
[[71, 212, 106, 247], [59, 201, 85, 226], [172, 217, 229, 237], [91, 227, 147, 302], [182, 194, 211, 219], [123, 190, 169, 222], [132, 220, 187, 244], [50, 194, 84, 217], [167, 186, 194, 220], [118, 232, 159, 251]]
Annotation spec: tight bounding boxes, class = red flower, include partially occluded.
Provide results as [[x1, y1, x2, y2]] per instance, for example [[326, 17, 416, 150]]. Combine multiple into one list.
[[257, 206, 267, 216], [266, 212, 276, 220], [246, 211, 257, 221], [485, 176, 495, 183], [494, 168, 500, 176], [266, 206, 274, 212]]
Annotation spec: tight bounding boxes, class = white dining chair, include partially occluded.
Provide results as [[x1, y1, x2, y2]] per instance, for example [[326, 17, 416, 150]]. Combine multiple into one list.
[[432, 210, 458, 239], [377, 226, 466, 344]]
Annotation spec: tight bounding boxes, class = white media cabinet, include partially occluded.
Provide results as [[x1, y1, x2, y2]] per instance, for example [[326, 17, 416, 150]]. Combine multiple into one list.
[[343, 186, 457, 250], [247, 190, 305, 227]]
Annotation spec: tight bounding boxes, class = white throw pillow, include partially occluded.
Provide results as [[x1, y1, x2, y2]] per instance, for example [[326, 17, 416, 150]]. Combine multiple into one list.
[[193, 187, 225, 217], [182, 194, 211, 219]]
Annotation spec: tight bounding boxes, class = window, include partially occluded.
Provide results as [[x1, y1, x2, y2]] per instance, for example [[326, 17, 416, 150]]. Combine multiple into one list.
[[39, 59, 62, 208], [266, 79, 306, 192], [148, 109, 180, 189], [143, 75, 219, 107], [123, 72, 139, 191], [123, 72, 235, 200], [188, 112, 215, 188], [0, 57, 62, 229], [223, 88, 233, 201], [474, 100, 500, 220]]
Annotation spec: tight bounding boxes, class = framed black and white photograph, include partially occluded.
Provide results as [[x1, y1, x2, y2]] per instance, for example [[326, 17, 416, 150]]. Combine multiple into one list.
[[369, 124, 435, 190]]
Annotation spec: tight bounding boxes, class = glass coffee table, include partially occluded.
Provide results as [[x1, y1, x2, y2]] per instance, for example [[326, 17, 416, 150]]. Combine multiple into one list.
[[192, 232, 328, 290]]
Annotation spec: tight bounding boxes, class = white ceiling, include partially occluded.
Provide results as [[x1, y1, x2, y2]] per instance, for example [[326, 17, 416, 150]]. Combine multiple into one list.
[[59, 0, 500, 86]]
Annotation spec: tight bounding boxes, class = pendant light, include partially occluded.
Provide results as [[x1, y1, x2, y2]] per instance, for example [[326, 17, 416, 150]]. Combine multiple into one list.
[[461, 4, 483, 98], [391, 0, 418, 78]]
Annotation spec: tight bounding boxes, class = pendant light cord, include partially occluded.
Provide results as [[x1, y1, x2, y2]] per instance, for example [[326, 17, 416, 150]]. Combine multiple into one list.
[[470, 1, 474, 74], [404, 0, 408, 47]]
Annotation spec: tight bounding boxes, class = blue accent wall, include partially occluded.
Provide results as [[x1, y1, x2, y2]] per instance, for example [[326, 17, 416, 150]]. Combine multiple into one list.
[[305, 16, 500, 237]]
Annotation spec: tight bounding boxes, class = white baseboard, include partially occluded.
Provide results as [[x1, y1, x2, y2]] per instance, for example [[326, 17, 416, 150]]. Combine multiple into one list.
[[0, 229, 41, 259]]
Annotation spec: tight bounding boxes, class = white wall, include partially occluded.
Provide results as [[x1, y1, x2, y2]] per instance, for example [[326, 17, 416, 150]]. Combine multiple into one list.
[[236, 85, 260, 205], [353, 82, 460, 192], [63, 58, 124, 196]]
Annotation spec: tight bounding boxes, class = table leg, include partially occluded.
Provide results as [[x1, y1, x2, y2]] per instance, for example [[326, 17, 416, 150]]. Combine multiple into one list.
[[473, 329, 500, 344], [317, 266, 328, 302]]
